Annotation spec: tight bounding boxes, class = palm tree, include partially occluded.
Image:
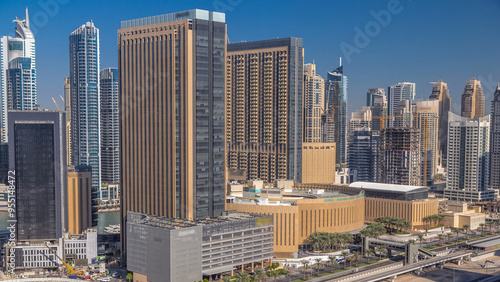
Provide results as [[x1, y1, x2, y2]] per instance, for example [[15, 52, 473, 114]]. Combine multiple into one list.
[[314, 258, 322, 276], [437, 234, 443, 244], [463, 225, 470, 239], [365, 247, 374, 262], [417, 234, 425, 247], [300, 259, 309, 280], [451, 227, 462, 246], [221, 275, 232, 282], [327, 255, 338, 272], [446, 233, 453, 244], [235, 271, 250, 282], [352, 250, 361, 266], [341, 251, 349, 269], [267, 270, 279, 282], [408, 239, 415, 245], [254, 268, 265, 282], [479, 223, 486, 236], [375, 245, 387, 260]]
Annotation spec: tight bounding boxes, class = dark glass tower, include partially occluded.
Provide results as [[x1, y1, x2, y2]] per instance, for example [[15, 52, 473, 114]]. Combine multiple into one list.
[[325, 65, 347, 164], [8, 111, 67, 240], [100, 67, 119, 184]]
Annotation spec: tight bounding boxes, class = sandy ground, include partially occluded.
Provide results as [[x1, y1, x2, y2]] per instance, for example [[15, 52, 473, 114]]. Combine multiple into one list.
[[385, 254, 500, 282]]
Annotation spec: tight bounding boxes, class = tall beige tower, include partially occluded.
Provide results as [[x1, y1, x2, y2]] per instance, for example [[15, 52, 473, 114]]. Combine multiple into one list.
[[413, 100, 439, 186], [461, 77, 485, 118], [303, 63, 324, 143], [429, 79, 451, 162]]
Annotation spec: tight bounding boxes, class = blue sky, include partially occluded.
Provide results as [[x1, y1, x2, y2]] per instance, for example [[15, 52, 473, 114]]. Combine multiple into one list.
[[1, 0, 499, 114]]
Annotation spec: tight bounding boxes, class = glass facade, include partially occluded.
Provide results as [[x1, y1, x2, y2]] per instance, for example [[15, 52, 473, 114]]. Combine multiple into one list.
[[325, 66, 347, 164], [14, 123, 56, 240], [69, 22, 101, 193], [100, 68, 119, 184]]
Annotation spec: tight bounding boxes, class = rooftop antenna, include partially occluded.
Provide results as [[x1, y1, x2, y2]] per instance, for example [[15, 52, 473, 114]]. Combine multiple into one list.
[[339, 57, 342, 67], [25, 7, 29, 28]]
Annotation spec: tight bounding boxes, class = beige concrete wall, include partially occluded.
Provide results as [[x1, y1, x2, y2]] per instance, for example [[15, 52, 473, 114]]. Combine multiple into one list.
[[302, 143, 336, 184], [365, 197, 439, 228], [67, 171, 92, 235]]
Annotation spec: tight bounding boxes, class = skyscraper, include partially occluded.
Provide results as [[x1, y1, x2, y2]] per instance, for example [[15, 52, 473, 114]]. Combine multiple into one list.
[[349, 106, 372, 131], [119, 9, 227, 232], [380, 127, 421, 186], [429, 79, 451, 162], [303, 63, 324, 143], [366, 88, 387, 131], [445, 112, 495, 201], [325, 64, 347, 164], [388, 82, 415, 127], [347, 130, 380, 182], [226, 37, 303, 183], [69, 21, 101, 191], [8, 111, 67, 240], [413, 100, 439, 186], [67, 165, 94, 234], [64, 77, 71, 165], [461, 77, 485, 118], [1, 8, 37, 142], [489, 85, 500, 189], [100, 68, 119, 184]]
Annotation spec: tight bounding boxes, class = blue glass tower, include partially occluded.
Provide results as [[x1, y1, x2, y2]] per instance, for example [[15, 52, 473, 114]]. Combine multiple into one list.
[[325, 64, 348, 164], [100, 67, 119, 184], [69, 21, 101, 194]]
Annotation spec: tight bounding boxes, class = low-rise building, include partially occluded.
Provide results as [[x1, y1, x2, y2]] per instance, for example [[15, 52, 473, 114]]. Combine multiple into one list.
[[349, 181, 439, 229], [227, 182, 366, 258], [127, 211, 273, 282], [439, 200, 485, 230]]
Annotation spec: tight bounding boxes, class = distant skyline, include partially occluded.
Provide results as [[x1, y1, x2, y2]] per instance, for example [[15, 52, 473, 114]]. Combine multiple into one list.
[[0, 0, 499, 114]]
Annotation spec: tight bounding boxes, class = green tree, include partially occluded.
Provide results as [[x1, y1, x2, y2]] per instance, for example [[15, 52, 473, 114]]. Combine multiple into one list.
[[365, 247, 374, 262], [417, 234, 425, 247], [341, 251, 349, 269], [352, 250, 361, 266], [300, 259, 309, 280], [479, 223, 486, 236], [437, 234, 443, 244], [314, 258, 322, 276], [375, 245, 387, 260], [254, 268, 265, 282], [446, 233, 453, 244], [221, 276, 232, 282], [463, 225, 470, 239], [327, 255, 338, 272], [126, 273, 133, 282], [235, 271, 250, 282], [451, 227, 462, 246]]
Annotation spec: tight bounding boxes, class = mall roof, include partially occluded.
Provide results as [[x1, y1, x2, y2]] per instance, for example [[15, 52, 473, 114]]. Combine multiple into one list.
[[349, 182, 429, 193]]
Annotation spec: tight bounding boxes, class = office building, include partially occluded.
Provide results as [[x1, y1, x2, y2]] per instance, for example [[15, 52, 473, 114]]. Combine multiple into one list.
[[380, 127, 421, 186], [69, 21, 101, 191], [1, 8, 37, 142], [347, 130, 380, 182], [429, 79, 451, 162], [64, 77, 71, 165], [68, 165, 94, 234], [325, 64, 347, 164], [413, 100, 439, 186], [439, 200, 485, 230], [367, 88, 387, 130], [227, 182, 364, 258], [119, 9, 227, 244], [349, 106, 372, 131], [349, 182, 438, 229], [226, 37, 303, 182], [302, 142, 336, 184], [461, 77, 485, 118], [8, 111, 67, 240], [303, 63, 324, 143], [127, 211, 273, 282], [445, 112, 496, 201], [490, 84, 500, 189], [100, 67, 119, 184], [388, 82, 415, 127], [0, 143, 7, 184]]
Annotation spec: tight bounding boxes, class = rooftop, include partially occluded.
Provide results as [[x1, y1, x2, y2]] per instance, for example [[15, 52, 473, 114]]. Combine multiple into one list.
[[120, 9, 225, 29], [349, 181, 429, 193]]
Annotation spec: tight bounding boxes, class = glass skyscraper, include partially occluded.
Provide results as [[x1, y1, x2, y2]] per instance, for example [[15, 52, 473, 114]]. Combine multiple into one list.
[[1, 8, 37, 142], [69, 21, 101, 192], [100, 68, 119, 184], [325, 64, 347, 164]]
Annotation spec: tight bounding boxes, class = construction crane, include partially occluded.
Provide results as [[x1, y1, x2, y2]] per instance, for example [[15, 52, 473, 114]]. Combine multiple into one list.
[[43, 243, 84, 275], [51, 97, 61, 111], [369, 115, 413, 130]]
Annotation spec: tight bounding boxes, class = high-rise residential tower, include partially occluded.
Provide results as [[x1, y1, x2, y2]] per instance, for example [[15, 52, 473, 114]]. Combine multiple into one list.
[[8, 111, 67, 240], [413, 100, 439, 186], [69, 21, 101, 191], [388, 82, 415, 127], [445, 112, 495, 201], [429, 79, 451, 162], [461, 77, 485, 118], [489, 85, 500, 189], [325, 64, 347, 164], [303, 63, 324, 143], [366, 88, 387, 131], [347, 130, 380, 182], [119, 9, 227, 236], [100, 68, 119, 184], [64, 77, 71, 165], [1, 8, 37, 142], [380, 127, 421, 186], [349, 106, 372, 131], [226, 38, 303, 183]]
